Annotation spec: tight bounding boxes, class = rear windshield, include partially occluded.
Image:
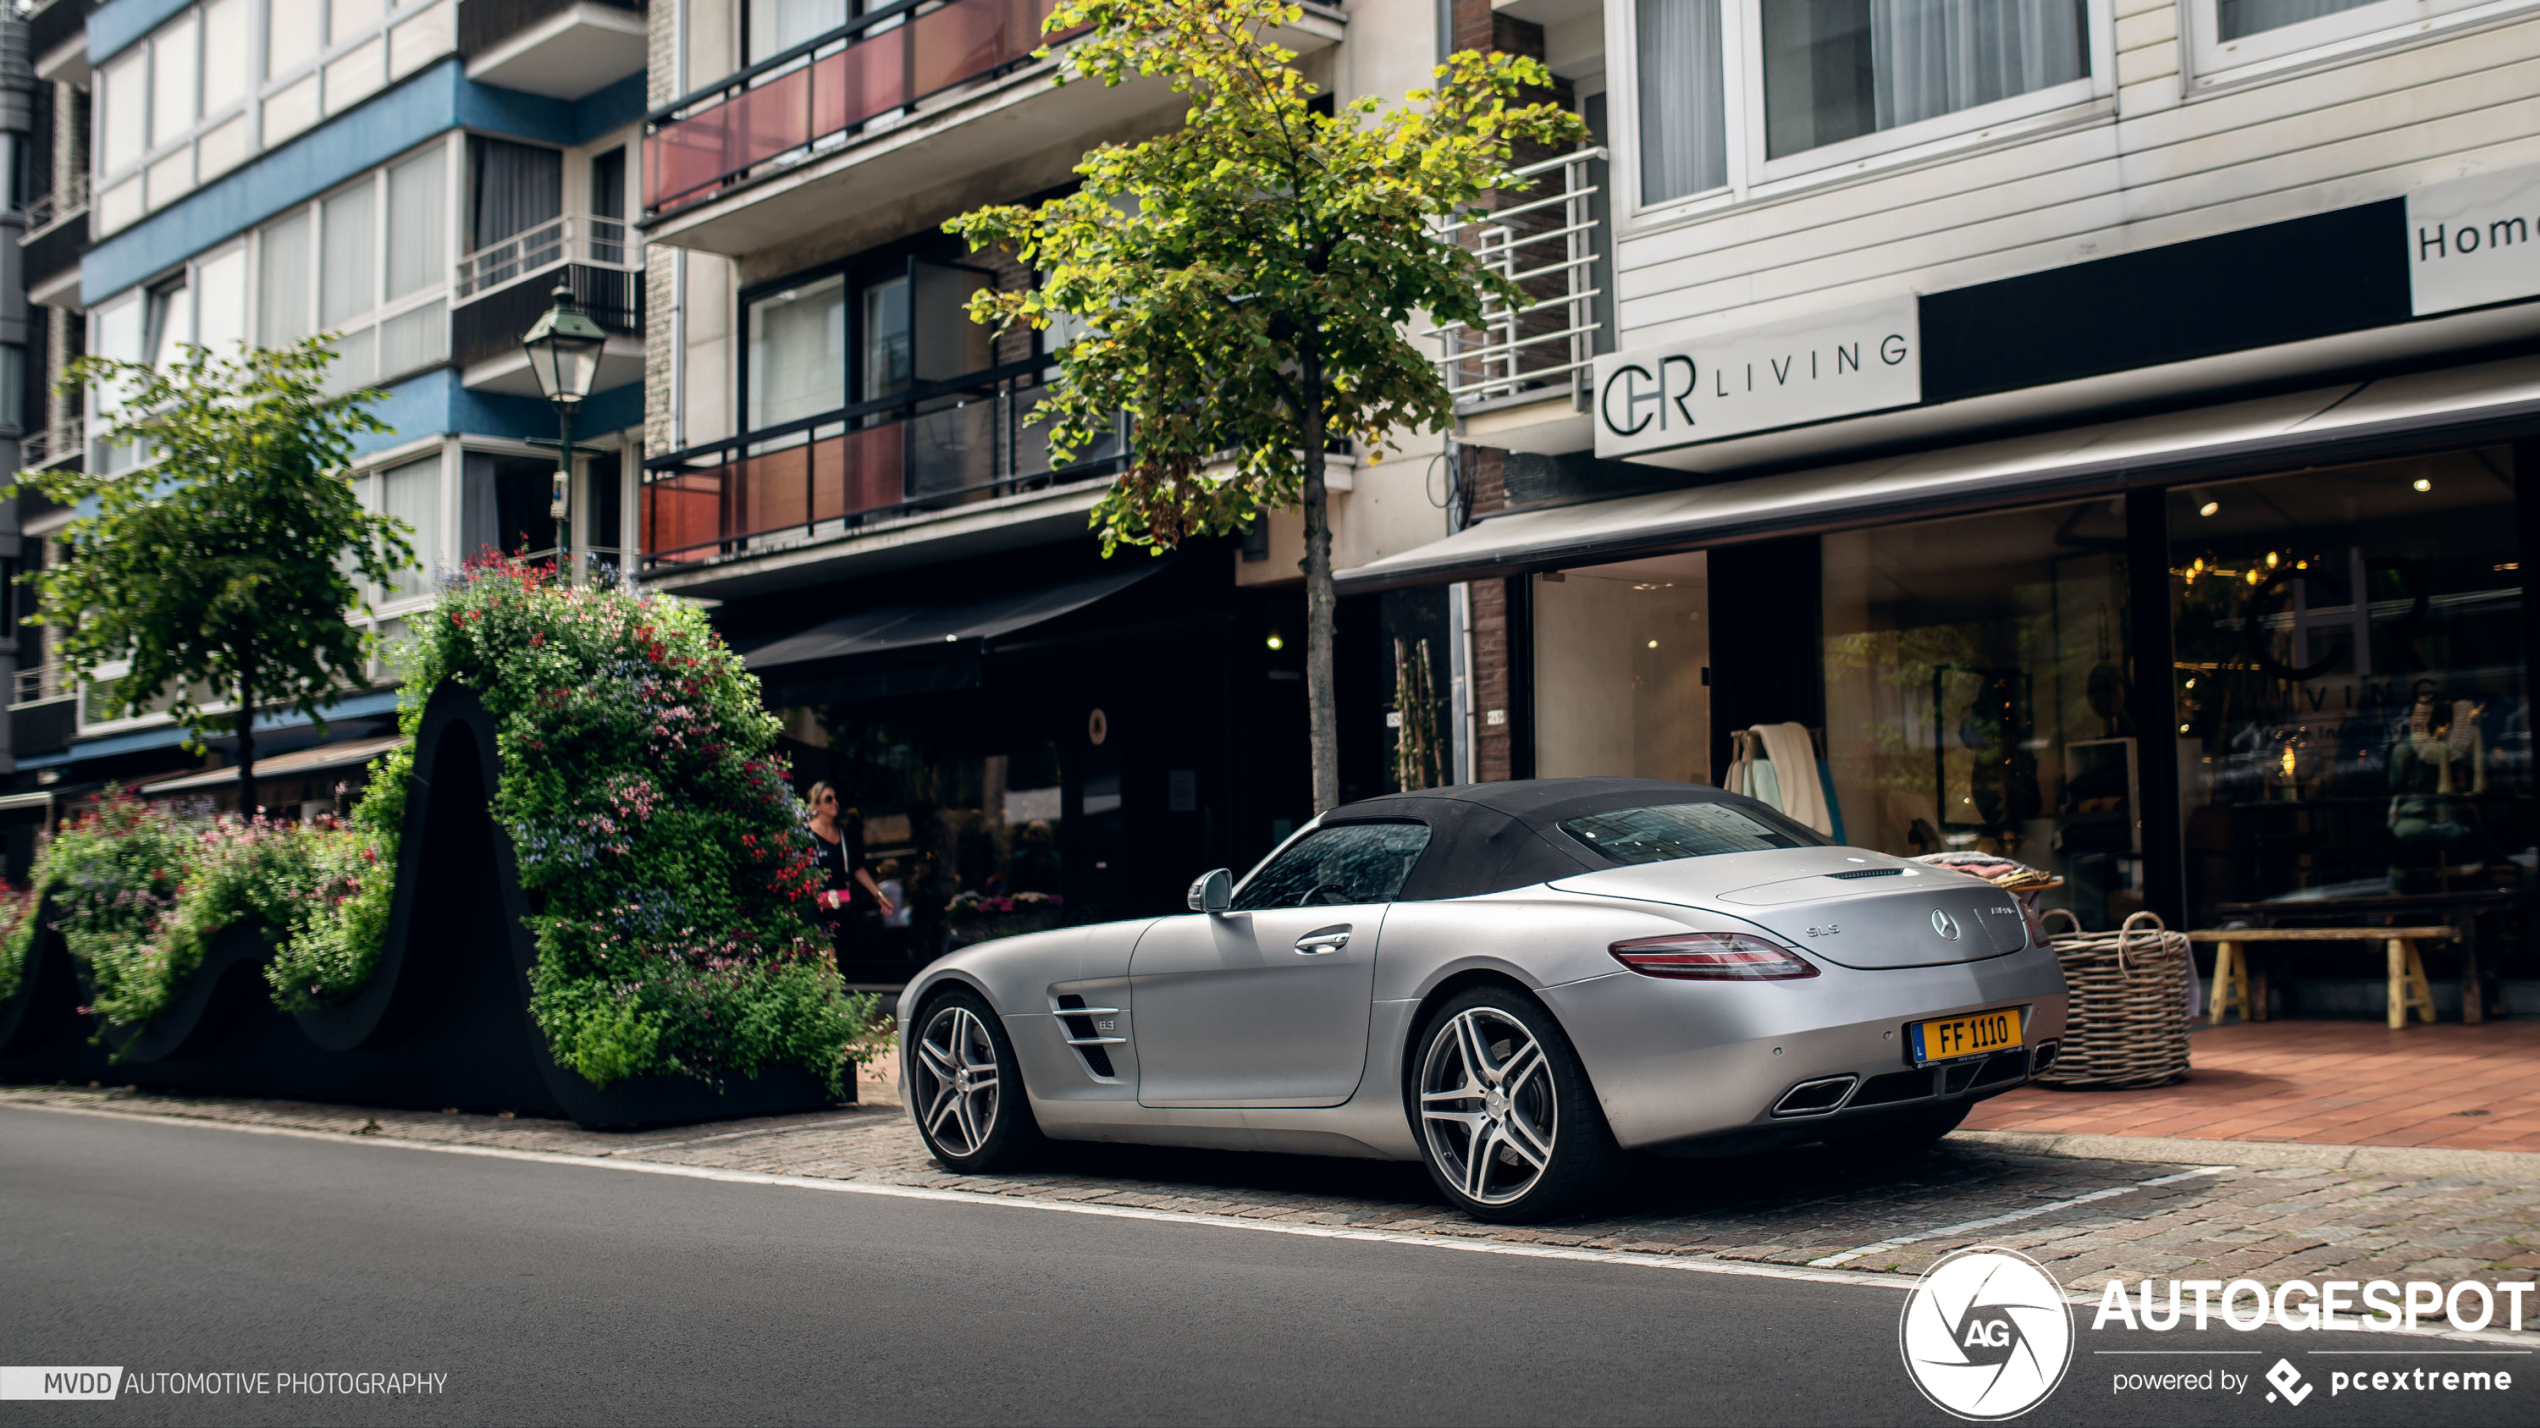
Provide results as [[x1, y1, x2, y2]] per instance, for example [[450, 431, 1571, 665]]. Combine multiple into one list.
[[1558, 801, 1830, 865]]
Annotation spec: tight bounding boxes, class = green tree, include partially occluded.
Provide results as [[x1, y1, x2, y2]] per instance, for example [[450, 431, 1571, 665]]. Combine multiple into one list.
[[13, 341, 413, 812], [948, 0, 1585, 811]]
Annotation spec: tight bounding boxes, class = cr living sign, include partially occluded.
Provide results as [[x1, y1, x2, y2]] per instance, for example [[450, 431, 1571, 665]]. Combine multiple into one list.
[[1591, 296, 1921, 460]]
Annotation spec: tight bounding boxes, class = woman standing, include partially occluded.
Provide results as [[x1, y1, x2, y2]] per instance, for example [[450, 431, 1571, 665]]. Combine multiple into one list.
[[805, 783, 895, 949]]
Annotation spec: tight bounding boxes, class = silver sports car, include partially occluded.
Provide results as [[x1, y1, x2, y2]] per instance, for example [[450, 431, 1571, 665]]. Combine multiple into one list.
[[899, 778, 2069, 1221]]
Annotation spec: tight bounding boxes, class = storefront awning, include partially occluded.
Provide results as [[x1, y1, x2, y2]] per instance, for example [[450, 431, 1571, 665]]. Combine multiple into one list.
[[741, 562, 1167, 680], [1338, 354, 2540, 593], [141, 735, 409, 795]]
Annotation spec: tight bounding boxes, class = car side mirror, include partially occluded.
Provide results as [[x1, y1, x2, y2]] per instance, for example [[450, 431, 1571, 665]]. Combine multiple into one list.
[[1187, 868, 1233, 914]]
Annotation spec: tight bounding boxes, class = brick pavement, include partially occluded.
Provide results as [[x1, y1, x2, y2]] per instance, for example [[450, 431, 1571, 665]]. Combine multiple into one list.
[[1966, 1020, 2540, 1153], [11, 1080, 2539, 1304]]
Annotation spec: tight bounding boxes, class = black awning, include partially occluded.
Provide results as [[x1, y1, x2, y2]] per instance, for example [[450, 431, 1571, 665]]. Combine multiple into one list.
[[740, 562, 1167, 694]]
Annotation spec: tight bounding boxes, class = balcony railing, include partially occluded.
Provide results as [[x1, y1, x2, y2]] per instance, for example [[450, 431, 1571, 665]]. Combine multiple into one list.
[[20, 418, 83, 469], [640, 360, 1123, 571], [456, 214, 637, 301], [643, 0, 1079, 217], [11, 662, 72, 708], [23, 174, 90, 234], [1426, 147, 1606, 406]]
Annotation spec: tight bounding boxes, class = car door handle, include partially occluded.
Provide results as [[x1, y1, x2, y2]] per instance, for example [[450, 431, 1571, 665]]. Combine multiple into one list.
[[1293, 926, 1351, 955]]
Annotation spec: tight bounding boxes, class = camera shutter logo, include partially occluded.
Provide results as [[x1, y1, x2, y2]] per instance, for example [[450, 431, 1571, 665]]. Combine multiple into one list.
[[1897, 1247, 2073, 1420]]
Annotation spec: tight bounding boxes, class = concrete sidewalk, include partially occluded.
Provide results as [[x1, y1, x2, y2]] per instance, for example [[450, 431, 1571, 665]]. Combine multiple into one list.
[[9, 1080, 2537, 1298]]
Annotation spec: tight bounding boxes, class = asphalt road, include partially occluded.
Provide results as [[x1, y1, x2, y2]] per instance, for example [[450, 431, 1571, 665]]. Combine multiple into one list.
[[1, 1107, 2530, 1426]]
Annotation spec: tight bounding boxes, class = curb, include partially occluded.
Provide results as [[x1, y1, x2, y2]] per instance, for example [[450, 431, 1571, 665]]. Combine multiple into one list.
[[1952, 1129, 2540, 1179]]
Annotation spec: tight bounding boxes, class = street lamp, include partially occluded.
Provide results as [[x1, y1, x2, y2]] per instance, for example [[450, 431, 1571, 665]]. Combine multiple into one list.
[[520, 282, 606, 580]]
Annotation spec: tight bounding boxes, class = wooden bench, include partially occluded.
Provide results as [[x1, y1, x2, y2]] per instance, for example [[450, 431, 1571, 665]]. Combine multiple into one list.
[[2187, 926, 2457, 1029]]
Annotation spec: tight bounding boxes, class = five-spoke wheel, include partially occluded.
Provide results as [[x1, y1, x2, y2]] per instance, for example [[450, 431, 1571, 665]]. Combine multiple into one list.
[[1412, 987, 1622, 1221], [908, 989, 1044, 1172]]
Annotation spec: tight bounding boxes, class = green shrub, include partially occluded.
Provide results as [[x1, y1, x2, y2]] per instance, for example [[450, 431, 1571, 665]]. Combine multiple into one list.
[[2, 555, 872, 1094], [374, 553, 873, 1091], [0, 877, 42, 1006]]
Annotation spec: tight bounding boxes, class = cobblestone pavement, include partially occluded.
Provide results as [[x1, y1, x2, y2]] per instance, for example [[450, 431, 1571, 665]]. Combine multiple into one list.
[[9, 1080, 2539, 1303]]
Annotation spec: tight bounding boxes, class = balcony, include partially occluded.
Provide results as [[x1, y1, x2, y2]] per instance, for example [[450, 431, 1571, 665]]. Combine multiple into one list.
[[461, 0, 647, 99], [451, 216, 646, 394], [20, 419, 84, 471], [21, 174, 91, 304], [1425, 146, 1608, 455], [640, 360, 1125, 592], [641, 0, 1343, 257], [9, 664, 76, 761]]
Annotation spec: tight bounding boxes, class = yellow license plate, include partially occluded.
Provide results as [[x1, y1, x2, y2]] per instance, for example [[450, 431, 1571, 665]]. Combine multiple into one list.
[[1911, 1008, 2023, 1065]]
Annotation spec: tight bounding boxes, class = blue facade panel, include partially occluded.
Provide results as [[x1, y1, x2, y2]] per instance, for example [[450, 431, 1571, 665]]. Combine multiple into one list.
[[84, 62, 648, 306]]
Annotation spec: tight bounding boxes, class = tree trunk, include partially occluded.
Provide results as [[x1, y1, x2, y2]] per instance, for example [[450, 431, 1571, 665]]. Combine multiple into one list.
[[235, 647, 258, 817], [1298, 340, 1340, 815]]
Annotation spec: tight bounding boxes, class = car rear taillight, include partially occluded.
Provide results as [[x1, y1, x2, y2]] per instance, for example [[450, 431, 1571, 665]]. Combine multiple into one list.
[[1608, 933, 1819, 980], [2020, 900, 2051, 947]]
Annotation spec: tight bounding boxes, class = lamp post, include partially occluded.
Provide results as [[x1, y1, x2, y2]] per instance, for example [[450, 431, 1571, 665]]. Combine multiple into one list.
[[521, 282, 607, 581]]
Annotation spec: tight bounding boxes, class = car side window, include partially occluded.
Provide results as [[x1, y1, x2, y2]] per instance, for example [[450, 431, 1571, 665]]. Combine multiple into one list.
[[1230, 823, 1432, 910]]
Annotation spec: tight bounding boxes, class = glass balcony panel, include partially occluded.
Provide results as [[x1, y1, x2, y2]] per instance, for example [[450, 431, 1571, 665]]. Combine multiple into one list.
[[647, 0, 1072, 215], [906, 399, 998, 500]]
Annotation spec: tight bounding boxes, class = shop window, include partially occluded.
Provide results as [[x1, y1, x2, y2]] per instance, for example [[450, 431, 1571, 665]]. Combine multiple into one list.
[[1532, 555, 1711, 783], [2170, 453, 2530, 922], [1820, 499, 2138, 927]]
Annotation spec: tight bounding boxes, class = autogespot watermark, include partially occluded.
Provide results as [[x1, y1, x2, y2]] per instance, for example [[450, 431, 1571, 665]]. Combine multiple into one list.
[[0, 1368, 449, 1401], [1899, 1246, 2076, 1421]]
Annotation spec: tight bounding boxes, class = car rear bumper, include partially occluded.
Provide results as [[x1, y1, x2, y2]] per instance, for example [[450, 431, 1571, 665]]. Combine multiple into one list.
[[1536, 945, 2069, 1151]]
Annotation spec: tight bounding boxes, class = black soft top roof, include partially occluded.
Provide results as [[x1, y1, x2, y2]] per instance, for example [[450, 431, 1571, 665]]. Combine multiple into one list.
[[1321, 777, 1802, 901]]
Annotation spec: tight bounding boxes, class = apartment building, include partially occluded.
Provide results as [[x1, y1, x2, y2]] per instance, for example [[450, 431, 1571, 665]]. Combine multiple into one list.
[[633, 0, 1471, 970], [2, 0, 652, 857], [1342, 0, 2540, 1001]]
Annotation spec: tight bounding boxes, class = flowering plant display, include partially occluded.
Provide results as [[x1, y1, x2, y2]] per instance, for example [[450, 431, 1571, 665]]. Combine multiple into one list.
[[0, 555, 876, 1096], [382, 554, 874, 1091], [0, 792, 376, 1039]]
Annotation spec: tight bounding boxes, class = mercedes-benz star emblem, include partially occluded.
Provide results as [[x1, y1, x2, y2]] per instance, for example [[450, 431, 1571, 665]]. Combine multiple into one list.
[[1931, 910, 1963, 940]]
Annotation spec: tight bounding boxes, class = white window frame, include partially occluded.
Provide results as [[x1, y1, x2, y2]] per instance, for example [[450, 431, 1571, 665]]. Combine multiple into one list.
[[2183, 0, 2535, 90], [250, 133, 461, 386], [89, 0, 456, 235], [355, 435, 457, 620], [1611, 0, 2118, 228]]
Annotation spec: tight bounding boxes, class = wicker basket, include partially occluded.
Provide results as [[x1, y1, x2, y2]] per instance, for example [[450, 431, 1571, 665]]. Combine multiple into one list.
[[2036, 910, 2193, 1089]]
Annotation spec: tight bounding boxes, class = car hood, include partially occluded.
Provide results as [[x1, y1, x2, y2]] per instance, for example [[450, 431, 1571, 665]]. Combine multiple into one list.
[[1548, 848, 2029, 969]]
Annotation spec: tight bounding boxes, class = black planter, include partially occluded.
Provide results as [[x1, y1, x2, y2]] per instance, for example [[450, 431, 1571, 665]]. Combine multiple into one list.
[[0, 684, 848, 1128]]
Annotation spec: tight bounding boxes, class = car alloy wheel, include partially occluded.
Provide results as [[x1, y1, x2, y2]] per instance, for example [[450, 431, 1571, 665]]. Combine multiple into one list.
[[1420, 1006, 1560, 1207], [915, 1002, 1001, 1157], [1411, 988, 1624, 1222], [906, 986, 1054, 1174]]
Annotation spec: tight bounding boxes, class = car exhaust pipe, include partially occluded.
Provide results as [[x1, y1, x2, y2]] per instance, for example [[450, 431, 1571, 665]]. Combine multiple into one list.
[[1771, 1075, 1860, 1117]]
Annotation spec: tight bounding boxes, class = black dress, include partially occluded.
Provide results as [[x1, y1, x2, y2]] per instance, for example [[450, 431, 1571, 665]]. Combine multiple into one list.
[[809, 823, 864, 934]]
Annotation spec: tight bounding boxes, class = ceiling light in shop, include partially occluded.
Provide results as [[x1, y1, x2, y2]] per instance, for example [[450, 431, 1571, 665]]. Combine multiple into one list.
[[1646, 640, 1659, 649], [2199, 501, 2220, 517], [2414, 478, 2433, 492], [1266, 633, 1284, 650], [2266, 551, 2278, 567]]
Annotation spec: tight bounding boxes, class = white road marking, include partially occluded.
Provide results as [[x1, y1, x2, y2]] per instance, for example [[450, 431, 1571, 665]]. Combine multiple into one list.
[[1806, 1165, 2231, 1266], [12, 1101, 2540, 1348]]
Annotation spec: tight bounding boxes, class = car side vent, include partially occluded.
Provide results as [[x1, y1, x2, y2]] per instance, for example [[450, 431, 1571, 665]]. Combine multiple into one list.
[[1054, 994, 1121, 1079], [1827, 867, 1906, 880]]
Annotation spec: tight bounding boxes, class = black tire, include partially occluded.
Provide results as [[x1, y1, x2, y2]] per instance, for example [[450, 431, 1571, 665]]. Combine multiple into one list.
[[1409, 986, 1625, 1223], [1826, 1099, 1970, 1158], [907, 988, 1047, 1173]]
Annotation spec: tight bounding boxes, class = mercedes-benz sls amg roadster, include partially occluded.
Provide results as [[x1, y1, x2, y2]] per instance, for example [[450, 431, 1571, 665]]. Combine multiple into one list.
[[899, 778, 2069, 1221]]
